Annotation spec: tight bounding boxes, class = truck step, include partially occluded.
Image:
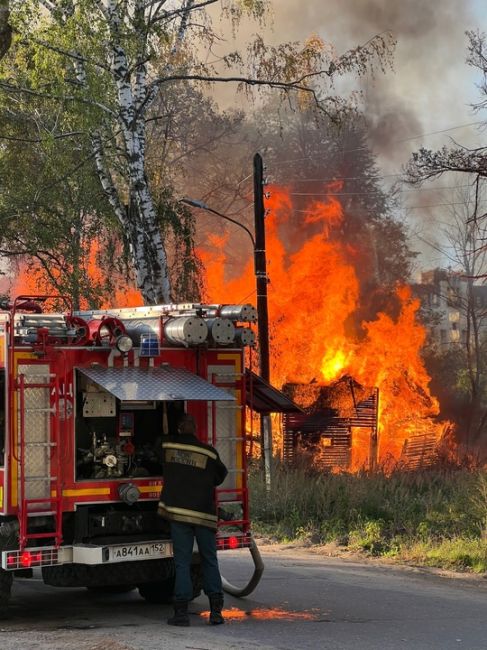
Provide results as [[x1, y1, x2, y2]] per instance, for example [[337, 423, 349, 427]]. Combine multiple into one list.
[[25, 442, 57, 447]]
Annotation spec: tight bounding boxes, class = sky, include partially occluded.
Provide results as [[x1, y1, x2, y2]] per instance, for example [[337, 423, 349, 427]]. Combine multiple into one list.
[[210, 0, 487, 274]]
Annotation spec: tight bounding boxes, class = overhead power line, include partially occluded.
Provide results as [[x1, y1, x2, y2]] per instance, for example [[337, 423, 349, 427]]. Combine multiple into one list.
[[287, 184, 473, 198], [396, 121, 486, 143], [404, 200, 487, 210], [290, 200, 487, 214], [275, 120, 485, 166]]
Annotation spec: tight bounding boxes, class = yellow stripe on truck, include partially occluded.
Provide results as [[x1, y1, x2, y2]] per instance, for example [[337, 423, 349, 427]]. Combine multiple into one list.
[[62, 488, 111, 497], [52, 486, 161, 498], [139, 485, 162, 494]]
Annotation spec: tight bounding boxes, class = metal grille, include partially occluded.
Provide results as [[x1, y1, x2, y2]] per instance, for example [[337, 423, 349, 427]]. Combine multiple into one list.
[[208, 368, 243, 497], [3, 547, 59, 570], [18, 365, 52, 500], [78, 366, 235, 402]]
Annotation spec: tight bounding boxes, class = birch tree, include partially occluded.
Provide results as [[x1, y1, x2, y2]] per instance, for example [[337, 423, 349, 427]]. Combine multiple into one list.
[[3, 1, 394, 303]]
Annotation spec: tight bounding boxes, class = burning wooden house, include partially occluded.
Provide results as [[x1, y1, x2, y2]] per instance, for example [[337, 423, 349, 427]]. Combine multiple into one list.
[[282, 375, 444, 471], [282, 376, 379, 471]]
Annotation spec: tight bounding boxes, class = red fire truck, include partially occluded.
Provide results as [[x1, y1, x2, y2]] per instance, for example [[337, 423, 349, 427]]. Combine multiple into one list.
[[0, 296, 263, 609]]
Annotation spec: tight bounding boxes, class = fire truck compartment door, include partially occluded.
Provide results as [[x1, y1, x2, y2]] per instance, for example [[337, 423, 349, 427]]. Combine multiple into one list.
[[77, 366, 236, 402]]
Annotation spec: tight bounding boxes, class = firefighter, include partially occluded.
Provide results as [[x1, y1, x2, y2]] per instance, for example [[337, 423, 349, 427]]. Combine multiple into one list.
[[158, 413, 228, 627]]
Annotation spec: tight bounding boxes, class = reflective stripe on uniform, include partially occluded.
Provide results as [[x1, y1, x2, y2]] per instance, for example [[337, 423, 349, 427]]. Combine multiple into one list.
[[161, 442, 218, 461], [164, 448, 208, 469], [158, 501, 218, 528]]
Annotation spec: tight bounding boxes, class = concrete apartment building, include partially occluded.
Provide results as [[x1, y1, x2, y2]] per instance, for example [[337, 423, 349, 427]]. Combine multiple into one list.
[[412, 268, 487, 348]]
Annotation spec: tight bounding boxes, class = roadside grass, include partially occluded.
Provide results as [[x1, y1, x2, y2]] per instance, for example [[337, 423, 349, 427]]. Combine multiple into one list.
[[248, 463, 487, 572]]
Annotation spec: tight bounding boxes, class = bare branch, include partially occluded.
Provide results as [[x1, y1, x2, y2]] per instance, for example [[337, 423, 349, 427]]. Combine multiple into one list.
[[151, 0, 218, 23], [0, 80, 117, 116], [92, 0, 109, 22], [139, 69, 337, 120], [38, 0, 57, 12], [405, 145, 487, 185], [22, 37, 111, 73], [0, 130, 85, 143]]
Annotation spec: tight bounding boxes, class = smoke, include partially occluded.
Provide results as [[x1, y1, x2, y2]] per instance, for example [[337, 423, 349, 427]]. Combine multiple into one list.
[[211, 0, 477, 165], [203, 1, 480, 270], [270, 1, 478, 163]]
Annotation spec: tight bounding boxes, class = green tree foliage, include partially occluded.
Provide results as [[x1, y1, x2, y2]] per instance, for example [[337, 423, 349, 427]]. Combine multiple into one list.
[[0, 90, 120, 309], [1, 1, 395, 304]]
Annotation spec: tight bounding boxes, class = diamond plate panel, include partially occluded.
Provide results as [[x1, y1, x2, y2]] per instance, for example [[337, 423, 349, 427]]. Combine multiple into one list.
[[214, 401, 238, 492], [78, 367, 235, 402], [207, 366, 241, 494], [18, 365, 51, 500]]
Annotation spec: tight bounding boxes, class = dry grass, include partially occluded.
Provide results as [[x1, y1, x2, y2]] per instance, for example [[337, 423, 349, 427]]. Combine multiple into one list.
[[249, 462, 487, 571]]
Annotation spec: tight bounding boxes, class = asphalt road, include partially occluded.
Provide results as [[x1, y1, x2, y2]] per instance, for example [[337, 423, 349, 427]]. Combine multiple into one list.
[[1, 546, 487, 650]]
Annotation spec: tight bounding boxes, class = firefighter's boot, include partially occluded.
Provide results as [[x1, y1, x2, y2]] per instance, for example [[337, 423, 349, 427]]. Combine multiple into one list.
[[167, 601, 190, 627], [208, 593, 225, 625]]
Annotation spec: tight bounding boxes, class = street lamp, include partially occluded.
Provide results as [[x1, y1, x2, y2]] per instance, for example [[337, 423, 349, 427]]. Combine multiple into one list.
[[180, 198, 256, 248], [181, 155, 272, 489]]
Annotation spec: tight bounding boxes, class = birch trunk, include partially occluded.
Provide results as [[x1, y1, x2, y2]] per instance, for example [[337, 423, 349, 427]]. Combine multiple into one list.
[[105, 0, 171, 303]]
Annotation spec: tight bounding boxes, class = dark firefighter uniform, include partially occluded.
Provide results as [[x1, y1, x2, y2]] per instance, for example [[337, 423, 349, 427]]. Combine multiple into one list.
[[158, 434, 227, 528], [158, 430, 228, 626]]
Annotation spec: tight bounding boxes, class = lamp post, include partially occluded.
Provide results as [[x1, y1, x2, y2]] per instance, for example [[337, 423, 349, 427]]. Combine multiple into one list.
[[181, 154, 272, 488], [180, 198, 256, 248]]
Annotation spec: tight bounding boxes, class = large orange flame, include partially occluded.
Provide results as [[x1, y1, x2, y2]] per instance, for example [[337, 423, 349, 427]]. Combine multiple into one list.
[[199, 606, 318, 621], [9, 241, 143, 309], [8, 184, 445, 466], [202, 184, 444, 465]]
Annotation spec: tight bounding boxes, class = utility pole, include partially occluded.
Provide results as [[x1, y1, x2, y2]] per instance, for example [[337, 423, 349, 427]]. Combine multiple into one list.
[[181, 156, 272, 488], [254, 153, 272, 490]]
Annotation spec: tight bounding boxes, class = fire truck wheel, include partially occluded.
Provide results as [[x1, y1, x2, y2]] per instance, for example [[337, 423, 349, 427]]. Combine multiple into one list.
[[0, 569, 13, 610], [86, 585, 136, 594], [138, 577, 174, 604], [138, 566, 201, 604]]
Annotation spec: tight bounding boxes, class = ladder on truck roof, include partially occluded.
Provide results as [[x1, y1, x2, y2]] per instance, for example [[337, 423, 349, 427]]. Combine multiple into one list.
[[15, 369, 63, 550]]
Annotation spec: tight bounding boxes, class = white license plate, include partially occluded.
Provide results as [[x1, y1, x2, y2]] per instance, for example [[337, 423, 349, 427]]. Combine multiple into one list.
[[108, 541, 172, 563]]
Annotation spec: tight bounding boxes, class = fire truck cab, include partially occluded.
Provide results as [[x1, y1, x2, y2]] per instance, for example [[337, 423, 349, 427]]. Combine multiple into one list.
[[0, 296, 259, 609]]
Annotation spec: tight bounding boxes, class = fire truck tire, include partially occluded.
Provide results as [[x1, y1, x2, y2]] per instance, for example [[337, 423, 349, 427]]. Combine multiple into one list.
[[138, 577, 174, 604], [42, 558, 175, 588], [0, 569, 13, 610], [137, 564, 202, 604]]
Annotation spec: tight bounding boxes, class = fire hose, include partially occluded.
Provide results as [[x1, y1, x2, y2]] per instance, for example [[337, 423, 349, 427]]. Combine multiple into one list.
[[220, 536, 264, 597]]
